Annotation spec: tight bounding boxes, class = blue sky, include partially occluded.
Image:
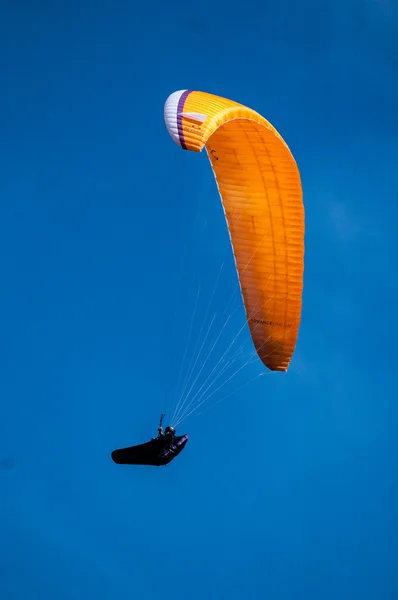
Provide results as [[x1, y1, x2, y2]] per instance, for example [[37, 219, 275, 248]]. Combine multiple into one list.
[[1, 1, 398, 598]]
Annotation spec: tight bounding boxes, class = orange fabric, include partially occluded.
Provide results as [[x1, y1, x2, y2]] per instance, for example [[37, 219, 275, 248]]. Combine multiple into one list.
[[165, 91, 304, 371]]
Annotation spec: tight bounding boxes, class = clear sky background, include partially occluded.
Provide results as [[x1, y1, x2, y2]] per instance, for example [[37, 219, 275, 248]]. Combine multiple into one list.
[[1, 1, 398, 599]]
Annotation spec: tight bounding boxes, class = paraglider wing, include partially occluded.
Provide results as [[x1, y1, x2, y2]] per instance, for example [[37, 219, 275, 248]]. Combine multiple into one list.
[[164, 90, 305, 372]]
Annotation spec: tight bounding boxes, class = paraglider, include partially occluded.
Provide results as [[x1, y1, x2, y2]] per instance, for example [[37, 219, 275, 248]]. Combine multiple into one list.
[[111, 89, 304, 466], [111, 414, 188, 467], [164, 89, 305, 372]]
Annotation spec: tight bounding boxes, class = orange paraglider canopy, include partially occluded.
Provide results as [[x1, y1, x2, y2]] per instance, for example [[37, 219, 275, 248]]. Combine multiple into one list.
[[164, 90, 304, 372]]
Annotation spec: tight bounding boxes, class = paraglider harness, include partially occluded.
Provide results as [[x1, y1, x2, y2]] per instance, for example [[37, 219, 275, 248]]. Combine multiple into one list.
[[111, 412, 188, 467]]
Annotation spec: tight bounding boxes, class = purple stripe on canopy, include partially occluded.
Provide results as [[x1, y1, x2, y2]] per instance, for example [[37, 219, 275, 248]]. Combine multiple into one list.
[[177, 90, 193, 149]]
